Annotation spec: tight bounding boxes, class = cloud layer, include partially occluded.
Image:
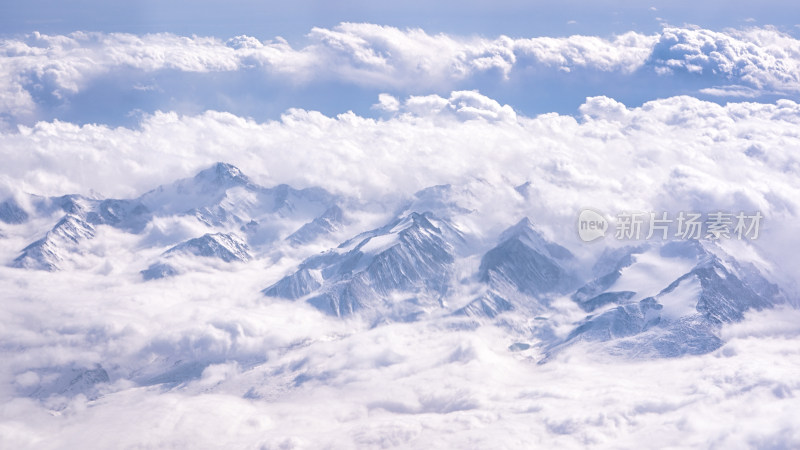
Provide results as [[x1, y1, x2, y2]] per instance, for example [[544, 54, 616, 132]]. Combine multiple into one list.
[[1, 91, 799, 288], [1, 257, 799, 448], [2, 24, 800, 124]]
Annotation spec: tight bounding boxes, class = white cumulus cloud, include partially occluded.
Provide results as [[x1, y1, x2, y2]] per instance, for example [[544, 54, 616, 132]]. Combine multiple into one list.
[[3, 24, 799, 122], [1, 91, 799, 285]]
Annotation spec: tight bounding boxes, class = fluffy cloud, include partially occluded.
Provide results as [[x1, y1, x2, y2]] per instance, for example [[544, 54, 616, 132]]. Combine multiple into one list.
[[1, 91, 799, 284], [514, 31, 655, 73], [2, 92, 798, 210], [374, 93, 400, 112], [0, 262, 798, 448], [650, 27, 800, 91], [399, 90, 517, 121], [1, 90, 799, 446], [2, 24, 800, 122]]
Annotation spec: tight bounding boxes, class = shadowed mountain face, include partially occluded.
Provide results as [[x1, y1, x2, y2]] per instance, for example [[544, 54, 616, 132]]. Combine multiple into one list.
[[86, 199, 152, 233], [287, 205, 345, 246], [265, 212, 457, 319], [21, 365, 110, 400], [557, 240, 785, 357], [454, 218, 580, 320], [164, 232, 252, 263], [142, 232, 252, 280], [261, 185, 787, 358], [140, 262, 180, 281], [479, 217, 578, 297], [10, 194, 152, 270], [454, 291, 515, 319], [0, 198, 29, 224]]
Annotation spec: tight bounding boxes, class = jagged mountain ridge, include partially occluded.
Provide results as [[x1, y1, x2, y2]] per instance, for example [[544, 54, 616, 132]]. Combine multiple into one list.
[[261, 187, 786, 357], [10, 194, 151, 270], [287, 205, 345, 246], [13, 214, 96, 270], [139, 162, 335, 221], [556, 240, 785, 357], [165, 232, 252, 263], [142, 232, 252, 280], [2, 166, 791, 359], [265, 211, 459, 319], [5, 162, 341, 271]]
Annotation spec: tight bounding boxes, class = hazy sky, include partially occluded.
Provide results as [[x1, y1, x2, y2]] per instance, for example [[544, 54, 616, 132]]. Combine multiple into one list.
[[2, 0, 798, 39]]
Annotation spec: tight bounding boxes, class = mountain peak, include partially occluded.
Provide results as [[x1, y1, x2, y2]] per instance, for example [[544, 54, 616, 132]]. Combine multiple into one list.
[[165, 232, 252, 263], [406, 211, 437, 229], [497, 217, 571, 260], [137, 162, 258, 214], [499, 217, 534, 239], [192, 162, 250, 190]]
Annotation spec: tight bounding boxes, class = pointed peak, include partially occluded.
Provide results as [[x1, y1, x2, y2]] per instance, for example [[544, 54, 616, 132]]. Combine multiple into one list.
[[164, 232, 251, 262], [319, 204, 344, 222], [187, 232, 247, 246], [380, 211, 444, 238], [495, 217, 575, 262], [400, 184, 472, 219], [498, 217, 536, 242], [406, 211, 439, 229], [514, 181, 532, 198], [193, 162, 250, 188], [516, 216, 534, 228], [213, 161, 242, 173], [497, 217, 548, 252]]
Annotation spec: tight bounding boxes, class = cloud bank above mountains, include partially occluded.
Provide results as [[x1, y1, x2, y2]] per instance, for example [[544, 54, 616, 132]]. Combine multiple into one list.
[[2, 23, 800, 126], [3, 92, 798, 211], [2, 90, 799, 285]]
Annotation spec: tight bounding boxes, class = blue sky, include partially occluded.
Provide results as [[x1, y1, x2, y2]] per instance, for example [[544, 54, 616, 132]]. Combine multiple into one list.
[[3, 0, 798, 39]]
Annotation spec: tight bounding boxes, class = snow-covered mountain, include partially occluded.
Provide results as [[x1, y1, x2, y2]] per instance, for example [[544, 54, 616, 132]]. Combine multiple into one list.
[[165, 232, 252, 262], [139, 162, 335, 224], [287, 205, 345, 246], [2, 165, 792, 360], [142, 232, 252, 280], [20, 365, 110, 401], [454, 217, 580, 319], [5, 162, 340, 271], [265, 211, 460, 320], [13, 214, 96, 270], [556, 240, 785, 357], [9, 194, 151, 270]]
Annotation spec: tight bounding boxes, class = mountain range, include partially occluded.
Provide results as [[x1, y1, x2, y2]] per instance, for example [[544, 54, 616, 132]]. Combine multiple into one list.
[[1, 162, 789, 362]]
